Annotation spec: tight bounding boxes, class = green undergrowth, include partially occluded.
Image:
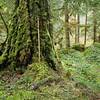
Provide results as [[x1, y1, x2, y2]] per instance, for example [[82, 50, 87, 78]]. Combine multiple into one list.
[[0, 62, 88, 100], [84, 43, 100, 65], [0, 43, 100, 100], [60, 43, 100, 94]]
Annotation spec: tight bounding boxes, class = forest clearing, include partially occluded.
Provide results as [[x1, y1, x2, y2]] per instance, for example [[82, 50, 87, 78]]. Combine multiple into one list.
[[0, 0, 100, 100]]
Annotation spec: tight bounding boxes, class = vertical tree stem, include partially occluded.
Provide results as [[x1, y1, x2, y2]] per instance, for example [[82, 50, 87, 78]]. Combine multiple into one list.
[[84, 13, 87, 45], [37, 17, 41, 62]]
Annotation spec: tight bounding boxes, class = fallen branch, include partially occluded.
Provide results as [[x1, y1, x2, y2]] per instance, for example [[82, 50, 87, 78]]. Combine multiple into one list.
[[31, 77, 61, 90]]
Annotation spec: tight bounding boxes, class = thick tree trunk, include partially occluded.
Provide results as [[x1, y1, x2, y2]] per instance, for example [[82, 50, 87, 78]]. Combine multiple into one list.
[[65, 5, 70, 48], [38, 0, 57, 70], [1, 0, 57, 70]]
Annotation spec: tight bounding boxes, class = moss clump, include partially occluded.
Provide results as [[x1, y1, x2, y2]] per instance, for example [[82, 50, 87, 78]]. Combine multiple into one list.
[[26, 62, 50, 82], [15, 62, 50, 87]]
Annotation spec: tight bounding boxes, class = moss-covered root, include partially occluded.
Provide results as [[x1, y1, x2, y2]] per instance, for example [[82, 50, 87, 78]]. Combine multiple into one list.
[[0, 55, 6, 68]]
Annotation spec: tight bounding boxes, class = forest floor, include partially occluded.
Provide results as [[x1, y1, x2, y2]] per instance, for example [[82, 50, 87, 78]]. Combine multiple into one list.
[[0, 43, 100, 100]]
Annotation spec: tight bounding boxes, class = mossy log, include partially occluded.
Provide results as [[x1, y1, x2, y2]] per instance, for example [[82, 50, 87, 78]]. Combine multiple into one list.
[[31, 77, 61, 90], [72, 44, 85, 51]]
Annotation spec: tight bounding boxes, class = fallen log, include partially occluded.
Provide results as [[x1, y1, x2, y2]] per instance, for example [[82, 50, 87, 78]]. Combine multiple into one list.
[[31, 77, 61, 90]]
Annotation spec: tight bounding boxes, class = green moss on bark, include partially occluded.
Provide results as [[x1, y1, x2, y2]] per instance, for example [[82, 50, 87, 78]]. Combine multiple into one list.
[[1, 0, 58, 71]]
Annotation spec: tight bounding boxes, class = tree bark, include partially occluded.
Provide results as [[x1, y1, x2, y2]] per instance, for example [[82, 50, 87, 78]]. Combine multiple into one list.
[[1, 0, 57, 70], [75, 14, 80, 44], [65, 4, 70, 48], [84, 13, 88, 45], [93, 8, 97, 43]]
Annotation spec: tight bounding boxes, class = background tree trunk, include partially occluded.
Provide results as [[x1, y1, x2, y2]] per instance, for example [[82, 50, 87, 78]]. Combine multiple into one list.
[[65, 4, 70, 48], [75, 14, 80, 44], [84, 13, 87, 45], [93, 8, 97, 43]]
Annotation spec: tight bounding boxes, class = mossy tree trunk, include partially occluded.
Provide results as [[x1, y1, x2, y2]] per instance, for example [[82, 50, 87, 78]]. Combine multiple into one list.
[[2, 0, 57, 70]]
